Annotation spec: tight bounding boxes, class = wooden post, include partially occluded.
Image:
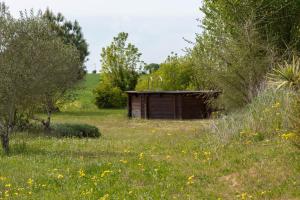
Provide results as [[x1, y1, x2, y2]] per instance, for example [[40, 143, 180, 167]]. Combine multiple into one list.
[[178, 94, 183, 120], [173, 95, 177, 119], [144, 94, 149, 119], [127, 94, 132, 118]]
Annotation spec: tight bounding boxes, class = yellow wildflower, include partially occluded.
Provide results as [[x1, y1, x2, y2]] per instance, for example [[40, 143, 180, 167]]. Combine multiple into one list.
[[238, 192, 252, 200], [193, 152, 198, 159], [261, 191, 266, 195], [241, 193, 247, 200], [99, 194, 109, 200], [272, 102, 280, 108], [128, 191, 133, 195], [119, 159, 128, 164], [187, 175, 195, 185], [79, 169, 86, 177], [5, 184, 11, 188], [281, 132, 297, 140], [27, 178, 33, 186], [139, 152, 144, 159], [100, 170, 113, 178], [0, 176, 7, 181], [57, 174, 64, 179]]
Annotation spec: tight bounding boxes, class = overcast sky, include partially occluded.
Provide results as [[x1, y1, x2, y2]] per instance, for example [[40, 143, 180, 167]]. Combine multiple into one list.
[[5, 0, 203, 72]]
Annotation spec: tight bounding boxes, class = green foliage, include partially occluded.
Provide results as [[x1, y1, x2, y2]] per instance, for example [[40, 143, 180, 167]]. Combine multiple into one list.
[[52, 123, 100, 138], [94, 81, 127, 109], [95, 32, 143, 108], [100, 32, 143, 91], [268, 57, 300, 90], [144, 63, 160, 74], [201, 0, 300, 54], [43, 9, 89, 78], [191, 0, 300, 110], [136, 55, 194, 91], [0, 5, 82, 153]]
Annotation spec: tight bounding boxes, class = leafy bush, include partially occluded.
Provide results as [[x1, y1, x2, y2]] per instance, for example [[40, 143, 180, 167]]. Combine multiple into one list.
[[52, 123, 101, 138], [94, 82, 127, 108], [136, 55, 194, 91]]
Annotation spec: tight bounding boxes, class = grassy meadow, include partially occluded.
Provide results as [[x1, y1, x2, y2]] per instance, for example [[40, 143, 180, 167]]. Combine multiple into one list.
[[0, 74, 299, 200]]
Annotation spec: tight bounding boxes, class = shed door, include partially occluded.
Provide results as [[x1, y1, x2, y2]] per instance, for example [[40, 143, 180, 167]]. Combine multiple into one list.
[[148, 94, 175, 119], [131, 95, 141, 118]]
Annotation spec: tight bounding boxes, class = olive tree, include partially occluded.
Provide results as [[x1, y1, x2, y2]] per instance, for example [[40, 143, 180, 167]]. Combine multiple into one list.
[[0, 5, 81, 153]]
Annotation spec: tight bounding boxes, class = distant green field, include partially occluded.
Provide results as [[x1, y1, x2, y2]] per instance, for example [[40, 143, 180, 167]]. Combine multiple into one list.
[[61, 73, 100, 111]]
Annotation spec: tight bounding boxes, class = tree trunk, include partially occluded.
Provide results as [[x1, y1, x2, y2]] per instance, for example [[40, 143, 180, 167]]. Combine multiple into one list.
[[43, 110, 52, 132], [1, 128, 10, 155]]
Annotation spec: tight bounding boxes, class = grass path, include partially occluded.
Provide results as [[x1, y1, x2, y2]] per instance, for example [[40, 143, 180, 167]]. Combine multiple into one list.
[[0, 109, 299, 199]]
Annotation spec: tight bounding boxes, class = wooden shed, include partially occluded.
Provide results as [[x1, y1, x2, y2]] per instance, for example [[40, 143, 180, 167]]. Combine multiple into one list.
[[126, 91, 219, 120]]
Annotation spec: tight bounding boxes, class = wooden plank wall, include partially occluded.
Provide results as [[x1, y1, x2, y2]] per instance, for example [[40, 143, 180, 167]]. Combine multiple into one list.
[[182, 95, 207, 119], [131, 95, 142, 118], [128, 93, 213, 119], [148, 94, 175, 119]]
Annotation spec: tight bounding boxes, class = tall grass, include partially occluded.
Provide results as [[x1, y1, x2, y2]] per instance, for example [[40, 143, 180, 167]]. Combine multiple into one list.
[[211, 88, 298, 143]]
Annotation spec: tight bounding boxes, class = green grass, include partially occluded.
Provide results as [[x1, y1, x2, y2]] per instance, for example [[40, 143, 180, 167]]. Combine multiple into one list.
[[61, 73, 100, 111], [0, 111, 299, 199], [0, 75, 299, 199]]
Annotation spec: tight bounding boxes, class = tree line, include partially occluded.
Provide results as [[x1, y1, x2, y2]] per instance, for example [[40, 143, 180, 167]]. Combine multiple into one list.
[[94, 0, 300, 111]]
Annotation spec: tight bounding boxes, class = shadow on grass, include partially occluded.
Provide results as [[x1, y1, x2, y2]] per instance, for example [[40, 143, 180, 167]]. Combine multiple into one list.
[[1, 143, 135, 159], [54, 109, 126, 118]]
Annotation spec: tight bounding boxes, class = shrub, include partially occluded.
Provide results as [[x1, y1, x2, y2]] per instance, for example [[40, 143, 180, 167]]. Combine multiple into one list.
[[268, 57, 300, 90], [52, 123, 101, 138], [94, 83, 127, 108], [135, 55, 194, 91]]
